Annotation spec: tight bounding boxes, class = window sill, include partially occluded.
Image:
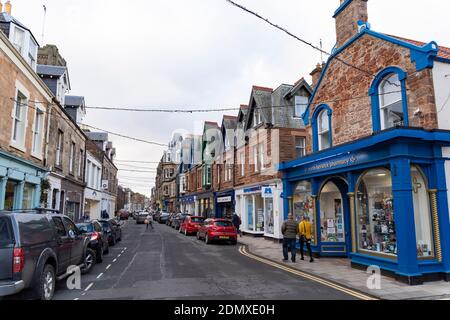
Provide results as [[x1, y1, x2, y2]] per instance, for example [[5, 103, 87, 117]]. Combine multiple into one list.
[[10, 142, 26, 153], [31, 152, 43, 161]]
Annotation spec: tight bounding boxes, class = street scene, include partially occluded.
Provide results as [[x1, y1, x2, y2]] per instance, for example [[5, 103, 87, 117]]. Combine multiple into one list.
[[2, 0, 450, 305]]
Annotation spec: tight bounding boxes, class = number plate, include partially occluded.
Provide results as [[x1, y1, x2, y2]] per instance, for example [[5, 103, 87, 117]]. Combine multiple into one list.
[[219, 236, 229, 239]]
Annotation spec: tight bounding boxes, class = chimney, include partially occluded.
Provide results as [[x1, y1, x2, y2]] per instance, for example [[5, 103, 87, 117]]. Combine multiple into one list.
[[4, 0, 11, 15], [334, 0, 368, 48], [310, 62, 324, 89]]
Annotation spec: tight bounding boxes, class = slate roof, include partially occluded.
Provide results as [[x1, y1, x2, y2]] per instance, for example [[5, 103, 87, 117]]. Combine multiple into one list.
[[244, 86, 273, 130], [65, 95, 85, 107], [0, 12, 39, 45], [86, 132, 109, 141], [37, 64, 67, 77]]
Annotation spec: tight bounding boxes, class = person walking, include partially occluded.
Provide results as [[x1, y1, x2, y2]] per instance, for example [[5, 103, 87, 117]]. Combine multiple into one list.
[[232, 213, 242, 237], [299, 215, 314, 262], [145, 213, 153, 230], [281, 214, 299, 263]]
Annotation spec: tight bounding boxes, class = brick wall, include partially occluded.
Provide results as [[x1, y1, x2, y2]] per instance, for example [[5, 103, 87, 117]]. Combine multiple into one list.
[[335, 0, 368, 48]]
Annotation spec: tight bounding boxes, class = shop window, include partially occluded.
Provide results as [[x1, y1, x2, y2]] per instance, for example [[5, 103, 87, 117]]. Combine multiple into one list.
[[319, 181, 345, 243], [4, 180, 17, 211], [356, 169, 397, 257], [411, 166, 434, 258], [311, 104, 332, 152], [293, 181, 315, 244], [369, 67, 408, 132], [22, 183, 35, 210]]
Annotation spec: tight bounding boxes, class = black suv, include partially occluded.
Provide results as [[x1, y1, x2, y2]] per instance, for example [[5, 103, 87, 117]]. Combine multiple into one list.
[[0, 210, 94, 300], [99, 219, 122, 246], [76, 220, 109, 263]]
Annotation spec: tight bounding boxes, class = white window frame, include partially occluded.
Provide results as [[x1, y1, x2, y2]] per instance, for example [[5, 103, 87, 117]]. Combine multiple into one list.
[[253, 146, 259, 173], [69, 141, 76, 174], [240, 152, 245, 176], [55, 130, 64, 166], [78, 149, 84, 178], [31, 104, 45, 159], [318, 110, 330, 151], [10, 80, 29, 152], [295, 136, 306, 158], [294, 96, 308, 118], [217, 165, 221, 185], [379, 74, 404, 130], [86, 160, 91, 186], [254, 108, 262, 127], [12, 26, 25, 55], [258, 143, 265, 171]]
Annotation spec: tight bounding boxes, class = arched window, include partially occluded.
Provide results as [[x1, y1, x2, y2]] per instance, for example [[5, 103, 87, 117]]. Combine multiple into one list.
[[356, 168, 397, 257], [369, 67, 408, 132], [311, 104, 332, 152], [411, 166, 434, 258]]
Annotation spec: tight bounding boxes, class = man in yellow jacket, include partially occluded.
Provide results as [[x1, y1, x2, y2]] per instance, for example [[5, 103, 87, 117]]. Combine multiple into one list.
[[299, 215, 314, 263]]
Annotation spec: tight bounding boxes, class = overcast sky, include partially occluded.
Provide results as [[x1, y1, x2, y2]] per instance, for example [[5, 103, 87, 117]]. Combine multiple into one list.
[[9, 0, 450, 196]]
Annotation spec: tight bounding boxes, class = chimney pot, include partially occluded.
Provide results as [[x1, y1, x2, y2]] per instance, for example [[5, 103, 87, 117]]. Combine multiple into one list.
[[4, 0, 11, 15], [310, 62, 324, 89]]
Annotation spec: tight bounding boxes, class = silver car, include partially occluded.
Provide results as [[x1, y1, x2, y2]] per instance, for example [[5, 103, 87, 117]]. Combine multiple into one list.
[[136, 212, 149, 224]]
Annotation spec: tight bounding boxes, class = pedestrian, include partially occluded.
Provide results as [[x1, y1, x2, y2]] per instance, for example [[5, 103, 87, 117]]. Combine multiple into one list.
[[299, 215, 314, 263], [281, 213, 299, 263], [232, 213, 242, 237], [145, 213, 153, 230]]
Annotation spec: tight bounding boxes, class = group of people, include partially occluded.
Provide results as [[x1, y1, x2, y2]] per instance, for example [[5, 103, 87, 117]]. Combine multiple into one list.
[[281, 214, 314, 263]]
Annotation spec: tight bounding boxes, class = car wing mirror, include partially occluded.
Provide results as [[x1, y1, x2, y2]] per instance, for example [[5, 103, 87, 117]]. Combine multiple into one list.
[[68, 230, 76, 238]]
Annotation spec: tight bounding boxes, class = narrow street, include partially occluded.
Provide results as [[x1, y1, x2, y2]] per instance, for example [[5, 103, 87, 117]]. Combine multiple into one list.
[[52, 221, 357, 300]]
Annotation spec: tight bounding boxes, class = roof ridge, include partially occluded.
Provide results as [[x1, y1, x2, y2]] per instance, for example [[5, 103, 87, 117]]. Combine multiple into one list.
[[252, 85, 273, 93]]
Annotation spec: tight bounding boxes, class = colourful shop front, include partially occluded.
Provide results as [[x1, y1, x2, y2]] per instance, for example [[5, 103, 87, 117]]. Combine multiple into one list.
[[279, 128, 450, 284]]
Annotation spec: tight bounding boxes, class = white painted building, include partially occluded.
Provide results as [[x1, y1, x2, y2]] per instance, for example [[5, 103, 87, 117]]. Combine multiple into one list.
[[84, 151, 102, 220]]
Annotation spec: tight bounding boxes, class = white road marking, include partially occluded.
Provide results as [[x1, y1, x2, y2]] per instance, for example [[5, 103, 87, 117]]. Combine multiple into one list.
[[82, 293, 86, 296], [113, 258, 117, 262], [84, 282, 94, 292], [117, 254, 121, 257], [96, 273, 104, 279], [106, 264, 112, 270], [73, 298, 79, 301]]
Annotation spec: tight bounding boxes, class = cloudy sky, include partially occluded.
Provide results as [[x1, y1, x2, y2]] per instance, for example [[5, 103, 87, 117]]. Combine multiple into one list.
[[9, 0, 450, 196]]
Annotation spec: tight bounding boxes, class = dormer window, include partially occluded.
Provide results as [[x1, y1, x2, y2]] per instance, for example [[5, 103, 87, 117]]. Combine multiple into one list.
[[294, 96, 308, 118], [254, 108, 262, 127], [27, 38, 37, 69], [12, 26, 24, 54]]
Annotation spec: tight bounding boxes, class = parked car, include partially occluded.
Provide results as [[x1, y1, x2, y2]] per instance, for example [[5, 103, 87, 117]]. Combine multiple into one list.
[[179, 216, 205, 236], [76, 220, 109, 263], [0, 210, 94, 300], [136, 212, 149, 224], [119, 210, 130, 220], [99, 219, 122, 246], [159, 212, 170, 224], [172, 213, 189, 230], [197, 218, 237, 245]]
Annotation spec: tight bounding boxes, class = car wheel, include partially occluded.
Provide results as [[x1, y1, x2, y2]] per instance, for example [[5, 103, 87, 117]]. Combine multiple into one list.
[[81, 248, 96, 274], [96, 247, 104, 263], [205, 233, 211, 245], [34, 264, 56, 300]]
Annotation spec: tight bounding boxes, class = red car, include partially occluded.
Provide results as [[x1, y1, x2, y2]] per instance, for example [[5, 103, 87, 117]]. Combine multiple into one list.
[[196, 218, 238, 245], [179, 216, 205, 236]]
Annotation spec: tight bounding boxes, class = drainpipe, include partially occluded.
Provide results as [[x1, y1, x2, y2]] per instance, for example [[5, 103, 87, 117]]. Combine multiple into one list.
[[44, 102, 53, 168]]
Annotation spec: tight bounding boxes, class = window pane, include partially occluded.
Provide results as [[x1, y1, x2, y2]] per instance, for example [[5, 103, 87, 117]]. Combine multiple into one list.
[[411, 167, 434, 258], [22, 183, 34, 210], [320, 182, 345, 242], [319, 110, 329, 132], [295, 96, 308, 117], [293, 181, 315, 243], [356, 169, 397, 256], [380, 74, 401, 106], [4, 181, 17, 211], [320, 132, 330, 150]]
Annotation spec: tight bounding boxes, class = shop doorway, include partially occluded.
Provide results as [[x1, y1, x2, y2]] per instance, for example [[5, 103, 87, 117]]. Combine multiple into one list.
[[318, 177, 351, 254]]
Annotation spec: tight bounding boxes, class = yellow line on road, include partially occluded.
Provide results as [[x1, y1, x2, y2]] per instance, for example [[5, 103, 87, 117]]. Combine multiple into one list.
[[238, 246, 378, 301]]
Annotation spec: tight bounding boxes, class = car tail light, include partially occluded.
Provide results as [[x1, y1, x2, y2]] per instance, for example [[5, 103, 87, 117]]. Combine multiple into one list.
[[91, 232, 100, 241], [13, 247, 25, 273]]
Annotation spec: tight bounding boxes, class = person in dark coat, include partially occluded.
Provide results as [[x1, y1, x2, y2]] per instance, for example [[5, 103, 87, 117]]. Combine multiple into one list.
[[232, 213, 242, 237], [281, 213, 299, 263]]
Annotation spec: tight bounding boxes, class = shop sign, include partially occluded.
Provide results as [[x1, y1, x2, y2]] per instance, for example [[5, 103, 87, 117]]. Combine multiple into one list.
[[217, 196, 232, 203], [261, 187, 274, 198], [244, 186, 261, 194], [302, 152, 369, 175]]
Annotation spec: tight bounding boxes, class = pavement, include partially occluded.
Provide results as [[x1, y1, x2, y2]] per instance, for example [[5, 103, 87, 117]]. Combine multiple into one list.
[[238, 235, 450, 300], [42, 220, 366, 300]]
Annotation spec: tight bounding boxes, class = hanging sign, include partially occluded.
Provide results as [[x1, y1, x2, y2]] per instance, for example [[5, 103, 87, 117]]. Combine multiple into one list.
[[261, 186, 274, 198]]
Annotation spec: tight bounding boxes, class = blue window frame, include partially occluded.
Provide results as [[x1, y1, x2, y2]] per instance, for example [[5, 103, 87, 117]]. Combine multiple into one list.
[[311, 104, 333, 152], [369, 67, 409, 132]]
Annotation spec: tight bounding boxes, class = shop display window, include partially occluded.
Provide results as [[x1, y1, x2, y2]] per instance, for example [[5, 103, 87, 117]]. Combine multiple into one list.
[[319, 181, 345, 243], [22, 183, 35, 210], [246, 196, 254, 230], [356, 168, 397, 257], [265, 198, 274, 235], [293, 181, 315, 243], [255, 195, 264, 232], [4, 180, 17, 211], [411, 166, 434, 258]]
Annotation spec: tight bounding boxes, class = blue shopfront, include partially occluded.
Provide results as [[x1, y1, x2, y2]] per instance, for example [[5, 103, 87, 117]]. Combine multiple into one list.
[[180, 195, 196, 215], [279, 128, 450, 283], [0, 150, 48, 211], [215, 189, 235, 219]]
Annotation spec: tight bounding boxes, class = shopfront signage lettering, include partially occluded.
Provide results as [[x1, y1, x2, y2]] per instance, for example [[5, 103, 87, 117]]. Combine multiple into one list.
[[217, 196, 232, 203], [244, 186, 261, 194], [303, 154, 365, 174]]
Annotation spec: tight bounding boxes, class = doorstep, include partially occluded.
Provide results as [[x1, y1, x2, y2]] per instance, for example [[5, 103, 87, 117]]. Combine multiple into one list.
[[237, 235, 450, 300]]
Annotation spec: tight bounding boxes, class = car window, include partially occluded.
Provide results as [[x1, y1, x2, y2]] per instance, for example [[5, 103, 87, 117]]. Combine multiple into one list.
[[215, 221, 232, 227], [77, 224, 94, 233], [63, 217, 79, 235], [191, 217, 204, 223], [0, 217, 13, 246], [52, 217, 67, 237]]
